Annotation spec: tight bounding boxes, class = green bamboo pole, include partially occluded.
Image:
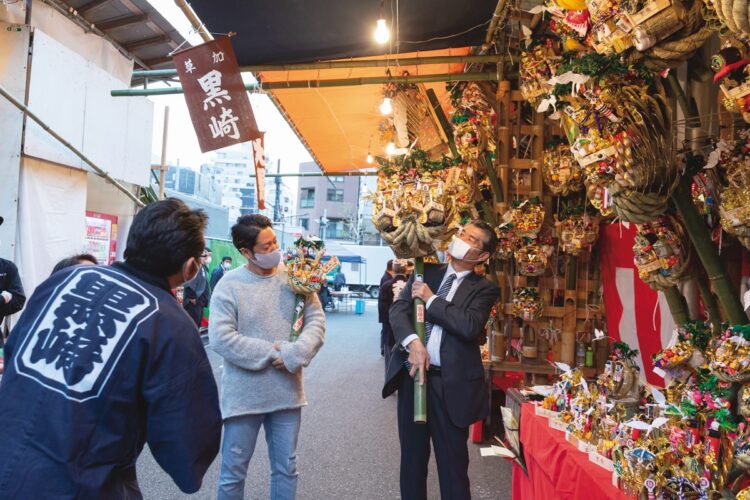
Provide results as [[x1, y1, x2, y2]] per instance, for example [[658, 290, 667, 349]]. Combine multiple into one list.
[[413, 257, 427, 423], [694, 275, 723, 334], [112, 72, 500, 97], [671, 179, 746, 324], [425, 88, 460, 158], [131, 54, 509, 79], [663, 287, 689, 326], [665, 73, 747, 325]]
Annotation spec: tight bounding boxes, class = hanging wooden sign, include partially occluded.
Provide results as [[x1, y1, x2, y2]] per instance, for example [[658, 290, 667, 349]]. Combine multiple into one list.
[[172, 36, 261, 153]]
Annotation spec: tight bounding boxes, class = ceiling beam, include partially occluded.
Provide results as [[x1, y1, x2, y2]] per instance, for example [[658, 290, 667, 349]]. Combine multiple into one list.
[[124, 35, 170, 51], [40, 0, 151, 69], [96, 13, 148, 31], [141, 55, 172, 67], [77, 0, 113, 16]]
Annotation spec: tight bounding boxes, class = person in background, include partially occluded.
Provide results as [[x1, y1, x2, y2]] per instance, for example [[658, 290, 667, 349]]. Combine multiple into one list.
[[183, 247, 211, 327], [210, 214, 326, 500], [405, 260, 415, 277], [0, 198, 222, 498], [51, 253, 98, 275], [211, 256, 233, 291], [378, 260, 408, 365], [0, 216, 25, 342], [377, 259, 395, 356], [383, 221, 500, 500], [333, 267, 346, 291], [380, 259, 394, 287]]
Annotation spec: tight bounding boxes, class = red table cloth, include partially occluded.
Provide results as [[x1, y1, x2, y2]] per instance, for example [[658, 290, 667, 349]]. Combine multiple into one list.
[[511, 402, 633, 500]]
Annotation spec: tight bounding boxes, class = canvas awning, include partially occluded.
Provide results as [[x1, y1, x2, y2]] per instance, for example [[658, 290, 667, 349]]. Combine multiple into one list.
[[256, 47, 473, 173]]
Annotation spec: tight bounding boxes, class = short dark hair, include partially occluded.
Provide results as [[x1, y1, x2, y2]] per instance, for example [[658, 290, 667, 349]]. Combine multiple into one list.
[[124, 198, 207, 277], [221, 256, 232, 263], [51, 253, 98, 275], [469, 219, 498, 253], [386, 259, 394, 271], [232, 214, 273, 251], [392, 261, 405, 274]]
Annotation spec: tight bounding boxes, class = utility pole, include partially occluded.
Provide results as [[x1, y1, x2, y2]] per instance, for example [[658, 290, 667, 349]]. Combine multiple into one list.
[[274, 159, 282, 222]]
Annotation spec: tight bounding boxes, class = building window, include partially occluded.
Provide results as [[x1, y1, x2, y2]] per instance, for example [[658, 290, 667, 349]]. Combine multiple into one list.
[[325, 219, 349, 239], [300, 188, 315, 208], [300, 218, 309, 230], [327, 188, 344, 202], [330, 176, 344, 183]]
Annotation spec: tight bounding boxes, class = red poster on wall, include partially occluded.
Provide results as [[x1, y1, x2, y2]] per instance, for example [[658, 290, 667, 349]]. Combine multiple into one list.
[[85, 211, 118, 265]]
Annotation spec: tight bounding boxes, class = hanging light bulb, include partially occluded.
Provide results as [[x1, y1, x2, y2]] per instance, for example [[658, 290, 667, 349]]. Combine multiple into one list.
[[374, 18, 390, 44], [366, 153, 374, 164], [379, 96, 392, 115], [385, 142, 396, 156]]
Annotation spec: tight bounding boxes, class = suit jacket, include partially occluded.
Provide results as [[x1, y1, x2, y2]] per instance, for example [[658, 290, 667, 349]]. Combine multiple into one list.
[[378, 274, 407, 337], [209, 266, 225, 291], [382, 263, 499, 428], [184, 266, 209, 307], [0, 258, 25, 325]]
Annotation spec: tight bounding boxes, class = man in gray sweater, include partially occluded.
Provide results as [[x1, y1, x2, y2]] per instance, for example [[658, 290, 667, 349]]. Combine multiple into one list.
[[209, 214, 326, 500]]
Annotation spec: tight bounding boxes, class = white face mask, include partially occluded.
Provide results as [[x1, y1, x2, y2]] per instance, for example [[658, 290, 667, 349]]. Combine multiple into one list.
[[250, 249, 282, 270], [204, 256, 212, 266], [222, 262, 232, 270], [447, 235, 486, 263], [447, 236, 472, 260]]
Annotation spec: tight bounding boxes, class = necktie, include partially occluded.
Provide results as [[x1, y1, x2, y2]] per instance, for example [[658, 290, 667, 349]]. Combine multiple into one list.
[[424, 273, 456, 346]]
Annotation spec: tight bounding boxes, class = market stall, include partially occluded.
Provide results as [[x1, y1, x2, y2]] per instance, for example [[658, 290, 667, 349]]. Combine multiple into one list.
[[118, 0, 750, 495]]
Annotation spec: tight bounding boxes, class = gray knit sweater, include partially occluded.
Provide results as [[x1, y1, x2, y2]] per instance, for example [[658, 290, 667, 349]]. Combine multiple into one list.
[[208, 266, 326, 419]]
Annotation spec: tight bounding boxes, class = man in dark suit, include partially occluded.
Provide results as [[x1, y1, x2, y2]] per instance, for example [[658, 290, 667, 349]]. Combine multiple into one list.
[[383, 220, 499, 500], [377, 259, 394, 356], [380, 259, 394, 287], [378, 260, 407, 366], [183, 248, 211, 327], [210, 256, 232, 291]]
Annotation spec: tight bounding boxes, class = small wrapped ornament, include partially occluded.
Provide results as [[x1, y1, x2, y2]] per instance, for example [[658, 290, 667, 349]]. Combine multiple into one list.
[[542, 142, 585, 196], [652, 320, 712, 371], [512, 287, 543, 321], [514, 241, 548, 276], [507, 198, 545, 239], [632, 215, 692, 291], [495, 223, 519, 260], [709, 324, 750, 382], [556, 206, 600, 255]]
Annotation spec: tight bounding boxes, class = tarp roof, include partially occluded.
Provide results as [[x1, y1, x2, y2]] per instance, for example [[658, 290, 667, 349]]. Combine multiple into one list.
[[187, 0, 497, 65], [257, 47, 470, 173]]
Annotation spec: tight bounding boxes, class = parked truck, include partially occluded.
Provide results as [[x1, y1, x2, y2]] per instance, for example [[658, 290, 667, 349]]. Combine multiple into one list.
[[326, 243, 395, 298]]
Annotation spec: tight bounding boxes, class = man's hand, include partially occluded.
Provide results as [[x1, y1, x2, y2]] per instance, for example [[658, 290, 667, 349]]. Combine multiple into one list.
[[272, 342, 286, 371], [407, 339, 430, 385], [411, 281, 434, 302], [188, 298, 197, 305], [0, 291, 9, 304]]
